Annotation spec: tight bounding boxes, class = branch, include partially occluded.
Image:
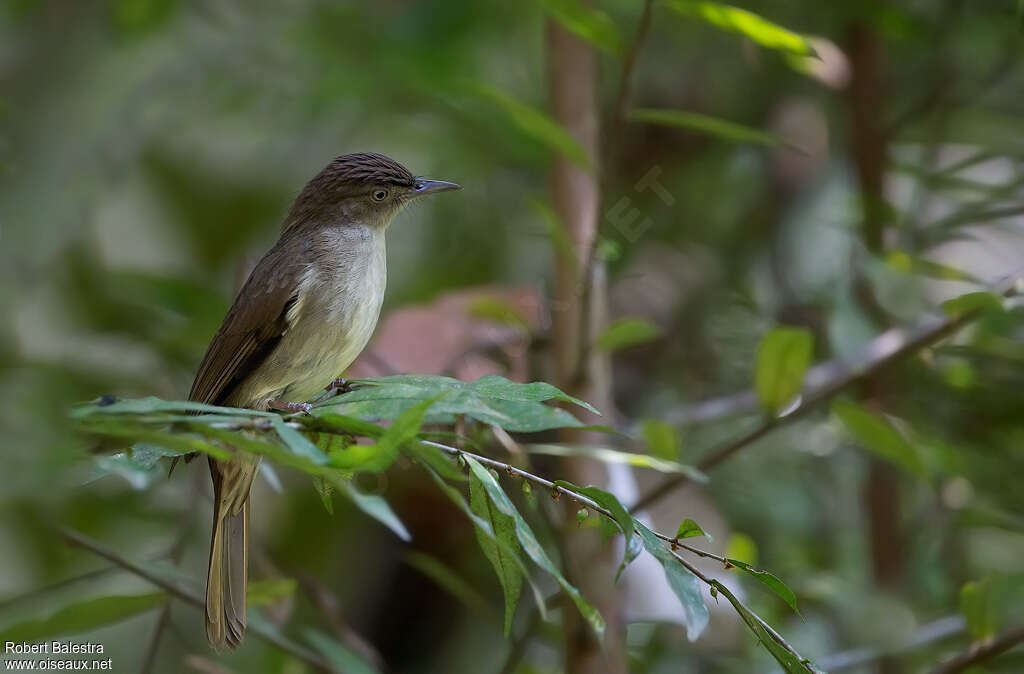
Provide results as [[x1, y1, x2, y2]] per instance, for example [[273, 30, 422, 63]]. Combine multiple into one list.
[[929, 626, 1024, 674], [631, 274, 1023, 513], [58, 528, 332, 672]]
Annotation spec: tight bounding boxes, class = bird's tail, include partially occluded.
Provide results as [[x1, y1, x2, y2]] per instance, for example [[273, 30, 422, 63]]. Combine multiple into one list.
[[206, 458, 256, 650]]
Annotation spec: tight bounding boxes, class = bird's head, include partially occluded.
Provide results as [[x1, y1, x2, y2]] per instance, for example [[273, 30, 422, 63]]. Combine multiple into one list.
[[284, 152, 460, 233]]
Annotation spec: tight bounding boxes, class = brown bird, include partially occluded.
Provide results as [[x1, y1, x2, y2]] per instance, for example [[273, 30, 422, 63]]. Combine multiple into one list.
[[187, 153, 460, 649]]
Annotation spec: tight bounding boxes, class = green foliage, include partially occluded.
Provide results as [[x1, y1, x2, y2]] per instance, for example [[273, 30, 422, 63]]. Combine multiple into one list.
[[676, 518, 712, 541], [538, 0, 623, 55], [631, 108, 793, 149], [304, 628, 379, 674], [664, 1, 815, 56], [246, 578, 297, 607], [941, 291, 1005, 317], [641, 419, 680, 460], [1, 593, 166, 643], [755, 327, 814, 414], [527, 444, 705, 479], [726, 559, 800, 616], [465, 457, 605, 639], [708, 580, 822, 673], [336, 481, 411, 542], [470, 467, 523, 634], [314, 374, 596, 432], [636, 522, 709, 641], [469, 84, 589, 167], [595, 317, 662, 352], [832, 400, 928, 480], [960, 577, 1000, 640]]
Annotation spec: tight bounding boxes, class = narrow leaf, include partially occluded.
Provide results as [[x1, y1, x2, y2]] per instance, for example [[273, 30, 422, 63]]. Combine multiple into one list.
[[665, 1, 814, 56], [554, 480, 634, 548], [405, 552, 488, 614], [538, 0, 623, 55], [304, 628, 379, 674], [471, 84, 589, 167], [527, 443, 706, 481], [335, 480, 411, 541], [595, 317, 662, 352], [635, 521, 708, 641], [471, 469, 523, 635], [465, 457, 605, 639], [632, 108, 792, 149], [727, 559, 799, 616], [832, 400, 927, 479], [271, 416, 330, 465], [2, 593, 166, 642], [941, 291, 1004, 317], [418, 460, 549, 621], [246, 578, 297, 607]]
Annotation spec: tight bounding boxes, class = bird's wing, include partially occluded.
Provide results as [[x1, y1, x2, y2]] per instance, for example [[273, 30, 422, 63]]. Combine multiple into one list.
[[188, 243, 301, 406]]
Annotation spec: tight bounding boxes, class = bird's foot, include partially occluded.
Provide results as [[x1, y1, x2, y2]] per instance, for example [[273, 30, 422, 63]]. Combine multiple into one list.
[[325, 377, 353, 394], [267, 400, 313, 415]]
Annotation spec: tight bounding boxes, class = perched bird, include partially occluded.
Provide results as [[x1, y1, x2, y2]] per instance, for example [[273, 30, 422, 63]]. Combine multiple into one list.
[[187, 153, 460, 649]]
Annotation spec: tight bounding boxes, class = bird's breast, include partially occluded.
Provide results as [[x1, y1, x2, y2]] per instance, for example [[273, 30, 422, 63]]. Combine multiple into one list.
[[248, 229, 387, 405]]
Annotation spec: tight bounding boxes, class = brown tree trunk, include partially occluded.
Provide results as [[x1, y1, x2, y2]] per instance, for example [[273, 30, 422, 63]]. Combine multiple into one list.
[[546, 11, 626, 674], [848, 21, 903, 674]]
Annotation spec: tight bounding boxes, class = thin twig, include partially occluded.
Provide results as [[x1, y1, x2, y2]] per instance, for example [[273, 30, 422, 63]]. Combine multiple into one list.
[[631, 273, 1023, 513], [930, 626, 1024, 674], [58, 528, 332, 671]]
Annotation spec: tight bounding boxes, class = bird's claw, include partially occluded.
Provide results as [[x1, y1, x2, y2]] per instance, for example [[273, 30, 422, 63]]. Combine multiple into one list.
[[325, 377, 353, 394], [268, 400, 313, 415]]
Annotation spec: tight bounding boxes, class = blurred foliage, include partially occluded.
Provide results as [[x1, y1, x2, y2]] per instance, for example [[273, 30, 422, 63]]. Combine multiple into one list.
[[3, 0, 1024, 672]]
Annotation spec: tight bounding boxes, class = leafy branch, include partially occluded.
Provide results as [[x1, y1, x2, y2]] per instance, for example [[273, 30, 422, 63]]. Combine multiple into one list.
[[74, 374, 821, 673], [631, 274, 1023, 512]]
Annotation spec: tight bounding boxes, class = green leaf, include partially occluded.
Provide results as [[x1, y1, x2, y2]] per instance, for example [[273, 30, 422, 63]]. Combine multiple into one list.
[[77, 419, 231, 462], [470, 84, 589, 167], [664, 1, 814, 56], [404, 552, 488, 614], [418, 460, 549, 622], [538, 0, 623, 55], [526, 444, 706, 481], [271, 416, 330, 466], [885, 251, 980, 282], [304, 628, 379, 674], [595, 317, 662, 352], [641, 420, 679, 461], [832, 400, 927, 479], [941, 291, 1004, 317], [246, 578, 297, 607], [631, 108, 793, 149], [470, 468, 523, 635], [1, 592, 166, 642], [313, 476, 335, 515], [554, 481, 634, 546], [755, 327, 814, 414], [635, 521, 708, 641], [961, 578, 999, 640], [335, 480, 411, 541], [316, 374, 597, 433], [465, 457, 604, 639], [329, 396, 441, 472], [709, 580, 822, 673], [676, 518, 712, 542], [71, 396, 273, 419], [727, 559, 799, 616], [616, 533, 644, 582]]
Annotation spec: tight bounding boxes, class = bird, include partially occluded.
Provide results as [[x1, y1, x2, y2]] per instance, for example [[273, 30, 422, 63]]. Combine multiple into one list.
[[187, 152, 460, 649]]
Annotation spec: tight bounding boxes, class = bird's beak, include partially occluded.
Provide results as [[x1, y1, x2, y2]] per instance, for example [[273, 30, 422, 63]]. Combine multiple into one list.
[[412, 178, 461, 197]]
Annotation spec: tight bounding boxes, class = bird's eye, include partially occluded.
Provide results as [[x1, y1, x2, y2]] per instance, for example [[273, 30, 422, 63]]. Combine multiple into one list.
[[372, 189, 389, 202]]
